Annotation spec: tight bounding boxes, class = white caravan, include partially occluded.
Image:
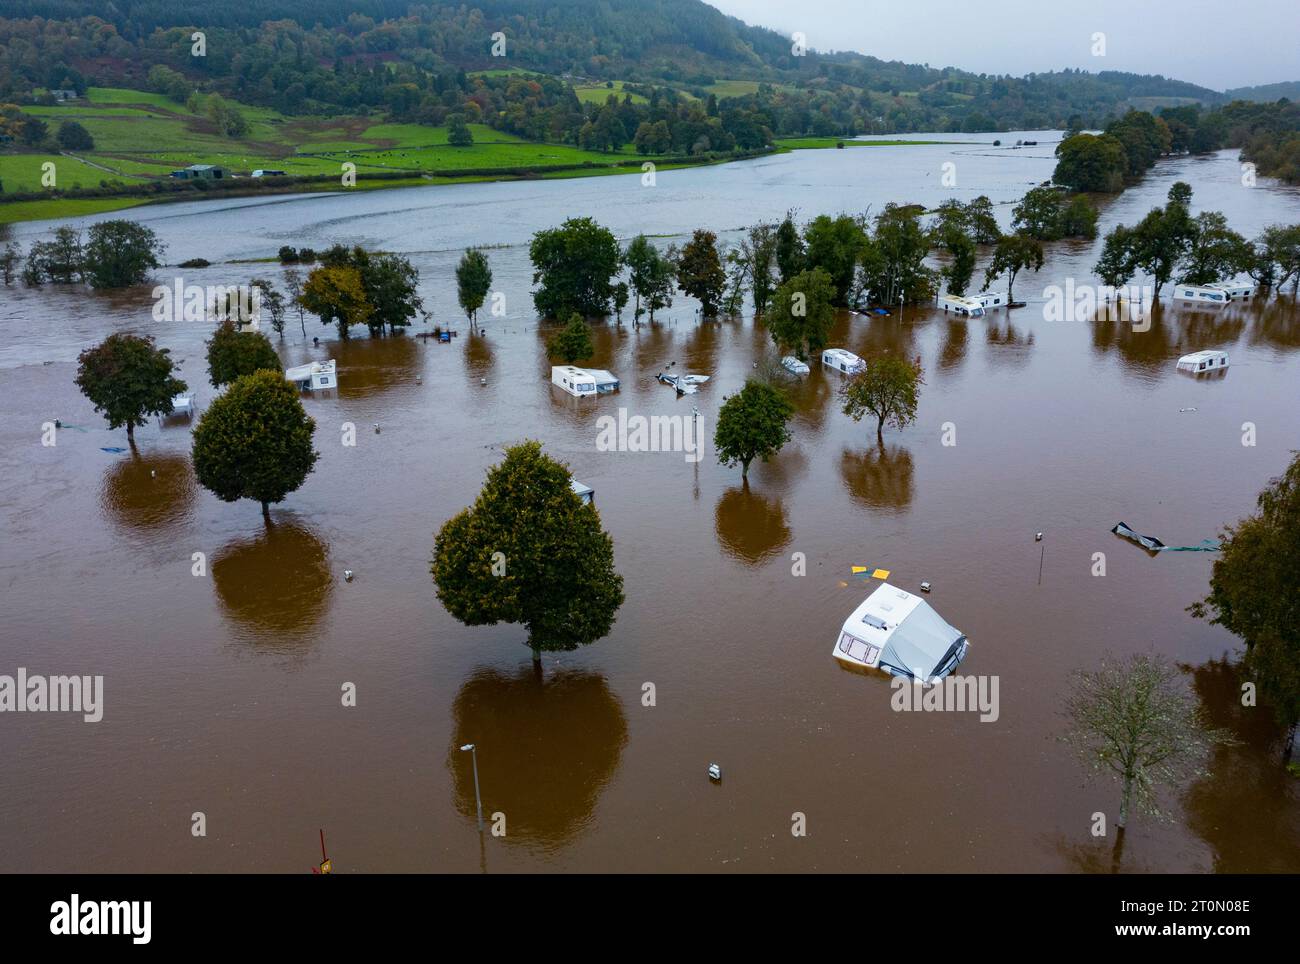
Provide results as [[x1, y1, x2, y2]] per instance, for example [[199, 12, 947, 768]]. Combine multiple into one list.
[[833, 583, 970, 682], [821, 348, 866, 375]]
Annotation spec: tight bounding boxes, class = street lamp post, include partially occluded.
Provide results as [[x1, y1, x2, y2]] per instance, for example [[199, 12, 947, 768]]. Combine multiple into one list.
[[460, 743, 484, 833]]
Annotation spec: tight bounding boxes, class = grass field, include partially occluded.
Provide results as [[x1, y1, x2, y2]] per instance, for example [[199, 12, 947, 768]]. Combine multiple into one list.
[[574, 80, 648, 105]]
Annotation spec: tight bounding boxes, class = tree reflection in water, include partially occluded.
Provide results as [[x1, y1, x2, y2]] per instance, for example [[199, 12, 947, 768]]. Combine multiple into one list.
[[840, 444, 914, 514], [100, 451, 196, 537], [211, 520, 334, 652], [714, 484, 792, 565], [447, 667, 627, 854]]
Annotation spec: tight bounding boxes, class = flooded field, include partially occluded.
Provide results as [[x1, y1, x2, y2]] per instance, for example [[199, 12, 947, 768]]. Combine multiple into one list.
[[1, 135, 1298, 872]]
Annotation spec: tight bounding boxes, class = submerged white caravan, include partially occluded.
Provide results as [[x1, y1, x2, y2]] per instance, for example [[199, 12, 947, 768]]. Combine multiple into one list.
[[781, 356, 810, 376], [1206, 281, 1255, 301], [285, 359, 337, 390], [974, 290, 1008, 311], [937, 294, 985, 317], [551, 366, 619, 398], [1174, 284, 1229, 305], [1176, 350, 1230, 374], [833, 583, 970, 682], [822, 348, 865, 375]]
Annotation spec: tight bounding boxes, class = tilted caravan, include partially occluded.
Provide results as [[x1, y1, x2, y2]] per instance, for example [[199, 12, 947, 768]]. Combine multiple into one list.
[[821, 348, 866, 375], [937, 294, 985, 317], [285, 359, 337, 391], [833, 583, 970, 683], [1206, 281, 1254, 301]]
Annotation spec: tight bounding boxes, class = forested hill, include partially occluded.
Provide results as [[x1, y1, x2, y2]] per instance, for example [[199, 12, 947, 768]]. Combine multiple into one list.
[[0, 0, 1280, 132]]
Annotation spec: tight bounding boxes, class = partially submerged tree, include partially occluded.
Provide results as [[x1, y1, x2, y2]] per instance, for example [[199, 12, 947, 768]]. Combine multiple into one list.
[[431, 441, 624, 665], [529, 217, 621, 319], [840, 354, 924, 447], [714, 379, 794, 480], [456, 248, 493, 327], [82, 220, 164, 289], [206, 321, 282, 388], [983, 233, 1044, 303], [547, 312, 595, 364], [675, 228, 727, 318], [1062, 653, 1230, 844], [624, 234, 675, 322], [298, 264, 373, 339], [767, 267, 835, 361], [251, 278, 286, 337], [1190, 452, 1300, 763], [75, 333, 186, 444], [191, 369, 319, 522]]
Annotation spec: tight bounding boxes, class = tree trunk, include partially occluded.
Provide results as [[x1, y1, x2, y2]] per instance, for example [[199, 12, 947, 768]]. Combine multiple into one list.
[[1110, 826, 1126, 873], [126, 421, 135, 443], [741, 457, 751, 479], [876, 416, 885, 448], [261, 501, 271, 524], [1118, 775, 1132, 830]]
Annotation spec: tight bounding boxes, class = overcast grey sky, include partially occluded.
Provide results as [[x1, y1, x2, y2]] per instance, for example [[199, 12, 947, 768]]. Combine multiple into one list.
[[706, 0, 1300, 91]]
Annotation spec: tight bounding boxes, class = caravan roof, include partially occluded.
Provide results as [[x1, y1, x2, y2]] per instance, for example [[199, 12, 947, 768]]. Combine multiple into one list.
[[833, 583, 969, 682]]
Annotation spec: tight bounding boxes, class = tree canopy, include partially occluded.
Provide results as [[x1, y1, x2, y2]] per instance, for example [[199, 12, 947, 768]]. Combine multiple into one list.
[[431, 440, 624, 663], [75, 332, 186, 443], [714, 379, 794, 479]]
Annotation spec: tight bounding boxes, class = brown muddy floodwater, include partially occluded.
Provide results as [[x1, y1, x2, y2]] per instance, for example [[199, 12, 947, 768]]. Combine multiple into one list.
[[1, 134, 1298, 872]]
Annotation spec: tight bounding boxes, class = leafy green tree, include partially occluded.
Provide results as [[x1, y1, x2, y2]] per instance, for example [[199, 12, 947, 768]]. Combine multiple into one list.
[[456, 248, 493, 325], [75, 333, 186, 444], [675, 228, 726, 317], [282, 267, 308, 337], [206, 321, 281, 387], [83, 220, 164, 289], [624, 234, 675, 321], [299, 264, 373, 339], [1179, 212, 1252, 285], [739, 222, 778, 315], [530, 217, 621, 319], [1063, 653, 1229, 841], [1190, 453, 1300, 762], [358, 250, 424, 335], [803, 214, 868, 305], [1128, 188, 1196, 299], [1059, 196, 1100, 240], [1012, 185, 1066, 241], [23, 226, 83, 285], [767, 267, 835, 361], [1095, 225, 1137, 289], [447, 113, 473, 146], [714, 379, 794, 479], [840, 354, 924, 447], [936, 224, 976, 296], [774, 212, 805, 283], [431, 441, 624, 664], [548, 312, 595, 363], [1252, 224, 1300, 295], [865, 203, 936, 304], [964, 196, 1002, 245], [56, 119, 94, 150], [983, 233, 1044, 303], [1053, 132, 1128, 193], [191, 369, 319, 522]]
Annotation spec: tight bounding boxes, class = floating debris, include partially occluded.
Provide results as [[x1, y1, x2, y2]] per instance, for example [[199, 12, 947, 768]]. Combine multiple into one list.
[[343, 570, 354, 582], [707, 763, 722, 782]]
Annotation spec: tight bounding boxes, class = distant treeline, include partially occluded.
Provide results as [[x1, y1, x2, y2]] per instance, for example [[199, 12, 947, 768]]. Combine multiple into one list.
[[0, 0, 1263, 137]]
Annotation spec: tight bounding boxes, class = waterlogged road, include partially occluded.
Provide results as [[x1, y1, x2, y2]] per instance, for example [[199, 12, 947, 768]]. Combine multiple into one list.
[[1, 136, 1298, 872]]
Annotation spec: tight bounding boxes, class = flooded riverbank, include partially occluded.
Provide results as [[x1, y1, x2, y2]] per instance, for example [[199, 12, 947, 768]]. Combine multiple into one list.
[[1, 135, 1298, 872]]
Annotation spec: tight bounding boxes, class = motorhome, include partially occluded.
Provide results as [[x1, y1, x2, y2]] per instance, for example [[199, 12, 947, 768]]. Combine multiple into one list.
[[833, 583, 970, 682], [1173, 284, 1229, 305], [937, 294, 985, 317], [1206, 281, 1254, 301], [551, 366, 619, 398], [1176, 350, 1230, 374], [821, 348, 866, 375], [285, 359, 337, 391]]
